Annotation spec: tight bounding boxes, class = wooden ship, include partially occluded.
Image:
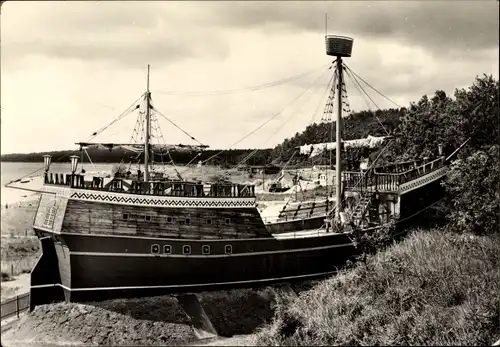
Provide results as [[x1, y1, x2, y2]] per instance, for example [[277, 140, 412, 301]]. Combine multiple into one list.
[[26, 35, 451, 308]]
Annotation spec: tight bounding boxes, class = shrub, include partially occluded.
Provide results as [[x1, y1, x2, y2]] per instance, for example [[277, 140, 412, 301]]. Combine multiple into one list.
[[443, 145, 499, 235]]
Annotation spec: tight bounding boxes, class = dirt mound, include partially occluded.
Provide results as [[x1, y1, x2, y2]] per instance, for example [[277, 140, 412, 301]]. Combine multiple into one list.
[[5, 300, 196, 346], [2, 285, 299, 345], [197, 287, 280, 337]]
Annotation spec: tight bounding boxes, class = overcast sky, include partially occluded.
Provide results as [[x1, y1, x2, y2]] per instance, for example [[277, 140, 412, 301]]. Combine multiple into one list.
[[1, 1, 498, 155]]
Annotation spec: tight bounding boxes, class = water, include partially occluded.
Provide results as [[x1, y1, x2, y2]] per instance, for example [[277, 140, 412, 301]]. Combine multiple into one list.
[[1, 162, 116, 205]]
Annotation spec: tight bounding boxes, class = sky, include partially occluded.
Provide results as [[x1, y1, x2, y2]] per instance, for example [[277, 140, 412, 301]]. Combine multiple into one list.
[[1, 1, 498, 155]]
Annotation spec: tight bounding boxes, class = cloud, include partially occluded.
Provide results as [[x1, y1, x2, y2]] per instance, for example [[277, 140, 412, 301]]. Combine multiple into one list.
[[0, 1, 498, 155], [1, 2, 229, 68], [199, 1, 499, 56]]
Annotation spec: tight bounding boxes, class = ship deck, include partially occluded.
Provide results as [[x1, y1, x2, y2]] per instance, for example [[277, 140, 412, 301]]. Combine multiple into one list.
[[272, 227, 349, 240]]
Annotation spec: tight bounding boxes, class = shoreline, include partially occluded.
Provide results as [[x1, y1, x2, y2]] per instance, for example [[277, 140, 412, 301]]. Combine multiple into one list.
[[1, 194, 40, 211]]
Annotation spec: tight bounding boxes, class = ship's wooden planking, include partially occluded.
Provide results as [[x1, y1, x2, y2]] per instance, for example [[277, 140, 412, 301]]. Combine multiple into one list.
[[62, 200, 271, 239]]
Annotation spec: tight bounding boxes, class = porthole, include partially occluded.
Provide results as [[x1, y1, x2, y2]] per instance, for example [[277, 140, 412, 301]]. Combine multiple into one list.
[[183, 245, 191, 255], [166, 216, 173, 223], [225, 244, 232, 254], [202, 245, 211, 255], [225, 218, 231, 225], [151, 244, 160, 254], [206, 218, 212, 225], [163, 245, 172, 254], [122, 213, 129, 220]]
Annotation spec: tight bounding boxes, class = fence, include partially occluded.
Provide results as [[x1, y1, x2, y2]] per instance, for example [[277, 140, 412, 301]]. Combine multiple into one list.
[[1, 292, 30, 320]]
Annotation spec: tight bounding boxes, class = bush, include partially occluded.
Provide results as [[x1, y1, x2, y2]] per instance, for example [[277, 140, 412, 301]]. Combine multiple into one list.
[[443, 145, 499, 235]]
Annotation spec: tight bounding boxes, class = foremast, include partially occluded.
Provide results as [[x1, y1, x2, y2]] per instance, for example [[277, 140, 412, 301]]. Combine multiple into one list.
[[144, 64, 151, 182]]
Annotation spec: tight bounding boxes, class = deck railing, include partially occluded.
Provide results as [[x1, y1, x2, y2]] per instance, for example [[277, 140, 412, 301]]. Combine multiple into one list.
[[344, 157, 446, 192], [43, 173, 256, 198]]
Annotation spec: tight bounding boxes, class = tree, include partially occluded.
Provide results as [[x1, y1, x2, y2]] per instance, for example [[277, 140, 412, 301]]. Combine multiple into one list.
[[442, 145, 500, 235]]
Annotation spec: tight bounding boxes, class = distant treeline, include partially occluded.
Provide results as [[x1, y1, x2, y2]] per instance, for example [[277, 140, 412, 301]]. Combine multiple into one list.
[[1, 108, 406, 169], [0, 148, 275, 168]]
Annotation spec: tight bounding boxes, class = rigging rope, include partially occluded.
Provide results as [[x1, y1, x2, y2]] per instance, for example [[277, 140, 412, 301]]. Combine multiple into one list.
[[345, 66, 402, 108], [198, 63, 335, 168], [83, 148, 96, 169], [151, 64, 330, 96], [87, 93, 145, 142], [343, 66, 391, 136], [310, 72, 335, 124], [321, 67, 338, 122], [327, 139, 395, 219], [6, 153, 73, 186], [222, 65, 334, 175], [153, 107, 205, 146]]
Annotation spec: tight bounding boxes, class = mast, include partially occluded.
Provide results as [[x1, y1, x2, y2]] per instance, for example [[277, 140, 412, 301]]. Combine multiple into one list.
[[325, 35, 353, 223], [335, 57, 343, 221], [144, 64, 151, 182]]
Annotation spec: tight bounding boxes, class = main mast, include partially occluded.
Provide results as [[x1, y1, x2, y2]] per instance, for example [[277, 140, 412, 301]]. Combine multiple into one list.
[[144, 64, 151, 182], [335, 57, 343, 222], [325, 35, 353, 222]]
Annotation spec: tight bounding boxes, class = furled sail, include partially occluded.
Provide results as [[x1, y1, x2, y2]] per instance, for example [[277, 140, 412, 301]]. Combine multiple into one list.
[[76, 142, 209, 153], [299, 135, 389, 158]]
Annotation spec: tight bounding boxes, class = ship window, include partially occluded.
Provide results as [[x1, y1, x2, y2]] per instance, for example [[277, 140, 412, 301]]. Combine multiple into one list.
[[206, 218, 212, 225], [183, 245, 191, 255], [145, 215, 152, 222], [185, 218, 191, 225], [122, 213, 129, 220], [225, 218, 231, 225], [166, 216, 173, 224], [202, 245, 211, 255], [225, 244, 232, 254], [151, 244, 160, 254], [163, 245, 172, 254]]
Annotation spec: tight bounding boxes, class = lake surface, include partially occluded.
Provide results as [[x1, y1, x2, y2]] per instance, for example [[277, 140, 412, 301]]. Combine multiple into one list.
[[0, 162, 112, 205]]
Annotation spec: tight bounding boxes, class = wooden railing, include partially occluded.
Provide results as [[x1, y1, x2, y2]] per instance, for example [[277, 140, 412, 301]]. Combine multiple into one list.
[[1, 292, 30, 321], [344, 157, 446, 192], [44, 173, 256, 198]]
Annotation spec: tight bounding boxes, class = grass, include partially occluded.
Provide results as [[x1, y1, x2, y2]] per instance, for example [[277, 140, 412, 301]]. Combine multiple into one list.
[[254, 228, 500, 346], [1, 255, 39, 280], [1, 201, 41, 281]]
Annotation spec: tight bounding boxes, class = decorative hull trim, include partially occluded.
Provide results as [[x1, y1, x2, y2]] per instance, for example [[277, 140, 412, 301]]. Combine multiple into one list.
[[32, 270, 337, 292], [58, 230, 348, 242], [399, 167, 448, 194], [69, 242, 353, 259], [42, 185, 256, 208]]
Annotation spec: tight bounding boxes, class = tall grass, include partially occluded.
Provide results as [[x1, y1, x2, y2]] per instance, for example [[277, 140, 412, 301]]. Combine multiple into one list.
[[1, 255, 39, 280], [255, 229, 500, 346]]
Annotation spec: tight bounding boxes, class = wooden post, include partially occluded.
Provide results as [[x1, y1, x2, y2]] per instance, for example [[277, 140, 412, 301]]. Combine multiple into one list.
[[11, 264, 14, 278], [16, 295, 19, 318]]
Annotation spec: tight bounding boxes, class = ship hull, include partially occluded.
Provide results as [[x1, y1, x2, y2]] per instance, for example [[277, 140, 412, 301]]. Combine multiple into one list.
[[31, 231, 357, 303]]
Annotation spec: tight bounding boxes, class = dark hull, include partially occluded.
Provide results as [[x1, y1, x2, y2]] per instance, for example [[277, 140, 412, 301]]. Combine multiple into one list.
[[264, 215, 325, 233], [31, 231, 357, 304]]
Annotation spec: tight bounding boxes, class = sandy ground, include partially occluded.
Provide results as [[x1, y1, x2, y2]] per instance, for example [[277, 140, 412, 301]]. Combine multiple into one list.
[[1, 274, 31, 301], [0, 287, 282, 346], [1, 196, 40, 302]]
